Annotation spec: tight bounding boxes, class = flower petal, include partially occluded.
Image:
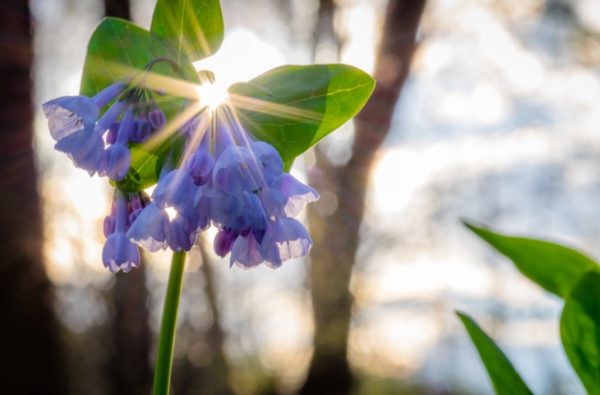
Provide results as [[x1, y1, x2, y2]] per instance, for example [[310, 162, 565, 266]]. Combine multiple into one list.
[[261, 218, 312, 267], [43, 96, 98, 141], [274, 174, 319, 217], [127, 204, 169, 252], [231, 233, 264, 268], [54, 128, 105, 175], [252, 141, 283, 184], [212, 146, 261, 194], [102, 232, 140, 273]]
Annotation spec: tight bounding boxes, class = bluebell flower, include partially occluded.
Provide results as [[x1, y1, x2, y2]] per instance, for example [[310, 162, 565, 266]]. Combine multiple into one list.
[[152, 169, 197, 215], [102, 192, 141, 273], [175, 106, 319, 268], [262, 173, 319, 218], [166, 214, 198, 251], [42, 82, 124, 142], [126, 203, 170, 252], [230, 232, 264, 268], [260, 218, 312, 268], [43, 83, 126, 175]]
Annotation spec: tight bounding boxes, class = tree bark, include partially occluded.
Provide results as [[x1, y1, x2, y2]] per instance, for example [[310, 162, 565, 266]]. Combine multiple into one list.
[[0, 1, 69, 393], [301, 1, 426, 394]]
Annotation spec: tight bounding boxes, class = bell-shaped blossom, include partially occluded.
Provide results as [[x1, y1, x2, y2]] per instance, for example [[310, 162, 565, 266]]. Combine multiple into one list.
[[42, 82, 124, 142], [260, 218, 312, 268], [43, 83, 125, 175], [186, 135, 214, 186], [212, 146, 262, 194], [126, 203, 170, 252], [263, 174, 319, 218], [230, 232, 264, 268], [166, 214, 198, 251], [252, 141, 283, 184], [103, 233, 141, 273], [102, 192, 141, 273], [152, 169, 197, 214], [179, 111, 319, 268], [54, 127, 105, 175]]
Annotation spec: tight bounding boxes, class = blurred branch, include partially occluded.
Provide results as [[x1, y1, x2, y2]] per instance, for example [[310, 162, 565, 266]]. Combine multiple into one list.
[[0, 0, 68, 393], [302, 1, 426, 394]]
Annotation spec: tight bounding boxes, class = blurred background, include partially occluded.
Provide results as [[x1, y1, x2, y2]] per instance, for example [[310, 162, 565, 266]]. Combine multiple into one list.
[[2, 0, 599, 393]]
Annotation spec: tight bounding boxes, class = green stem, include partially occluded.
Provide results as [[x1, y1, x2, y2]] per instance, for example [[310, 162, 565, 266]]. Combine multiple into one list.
[[153, 251, 186, 395]]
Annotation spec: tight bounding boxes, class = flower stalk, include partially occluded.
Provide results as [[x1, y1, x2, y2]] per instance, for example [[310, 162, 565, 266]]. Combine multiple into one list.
[[152, 251, 186, 395]]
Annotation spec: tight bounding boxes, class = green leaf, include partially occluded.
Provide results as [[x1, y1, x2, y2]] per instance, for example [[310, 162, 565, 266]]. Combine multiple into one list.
[[151, 0, 224, 63], [457, 312, 533, 395], [228, 64, 375, 166], [560, 270, 600, 394], [82, 18, 180, 96], [464, 222, 599, 298]]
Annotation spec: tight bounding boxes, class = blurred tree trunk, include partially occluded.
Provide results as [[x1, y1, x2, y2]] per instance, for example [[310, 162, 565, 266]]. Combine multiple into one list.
[[0, 1, 69, 394], [102, 2, 152, 395], [301, 1, 426, 394]]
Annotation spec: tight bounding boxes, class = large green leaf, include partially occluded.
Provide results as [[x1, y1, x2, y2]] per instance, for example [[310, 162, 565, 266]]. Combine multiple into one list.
[[560, 270, 600, 394], [81, 17, 192, 96], [151, 0, 224, 63], [228, 64, 375, 167], [457, 312, 533, 395], [464, 222, 599, 298]]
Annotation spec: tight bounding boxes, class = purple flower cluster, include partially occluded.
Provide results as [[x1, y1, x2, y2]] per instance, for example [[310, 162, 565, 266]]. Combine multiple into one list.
[[44, 83, 319, 272], [42, 82, 166, 180], [128, 107, 319, 269]]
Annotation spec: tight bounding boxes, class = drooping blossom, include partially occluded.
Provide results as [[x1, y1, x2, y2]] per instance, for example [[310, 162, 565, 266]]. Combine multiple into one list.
[[127, 105, 319, 268], [43, 82, 166, 179], [102, 191, 150, 273]]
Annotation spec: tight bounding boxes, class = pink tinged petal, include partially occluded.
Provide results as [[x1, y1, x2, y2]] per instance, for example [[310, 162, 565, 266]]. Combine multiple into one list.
[[261, 218, 312, 268], [214, 229, 236, 257], [231, 233, 264, 269], [42, 96, 98, 141]]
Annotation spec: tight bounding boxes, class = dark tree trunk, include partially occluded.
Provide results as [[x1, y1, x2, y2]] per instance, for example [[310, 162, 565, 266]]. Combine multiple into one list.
[[102, 2, 152, 395], [104, 0, 131, 20], [106, 268, 151, 395], [301, 1, 427, 394], [0, 1, 69, 394]]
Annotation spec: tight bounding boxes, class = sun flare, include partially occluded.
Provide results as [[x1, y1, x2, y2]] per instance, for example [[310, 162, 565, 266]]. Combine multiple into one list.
[[196, 81, 229, 109]]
